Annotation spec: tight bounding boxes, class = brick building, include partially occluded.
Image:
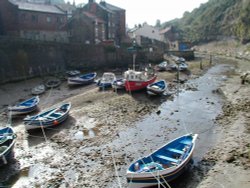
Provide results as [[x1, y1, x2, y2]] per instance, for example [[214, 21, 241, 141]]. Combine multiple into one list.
[[67, 10, 105, 44], [0, 0, 68, 42], [81, 0, 126, 45]]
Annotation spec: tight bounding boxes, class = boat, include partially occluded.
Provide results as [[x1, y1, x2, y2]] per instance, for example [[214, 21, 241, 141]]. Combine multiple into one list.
[[112, 78, 125, 90], [126, 133, 198, 188], [0, 127, 16, 166], [97, 72, 116, 89], [147, 80, 167, 96], [45, 78, 61, 88], [156, 61, 168, 71], [124, 69, 157, 92], [66, 70, 81, 77], [178, 62, 188, 71], [23, 103, 71, 130], [68, 72, 97, 86], [8, 96, 40, 115], [31, 84, 46, 95]]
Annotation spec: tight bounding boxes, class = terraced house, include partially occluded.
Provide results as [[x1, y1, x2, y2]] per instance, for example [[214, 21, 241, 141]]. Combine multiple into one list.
[[0, 0, 126, 45], [0, 0, 69, 42]]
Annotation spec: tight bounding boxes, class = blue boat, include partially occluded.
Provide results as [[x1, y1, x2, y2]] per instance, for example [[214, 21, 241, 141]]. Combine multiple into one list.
[[0, 127, 16, 166], [23, 103, 71, 130], [97, 72, 116, 90], [126, 133, 198, 188], [8, 96, 40, 115], [146, 80, 167, 96], [67, 72, 97, 86]]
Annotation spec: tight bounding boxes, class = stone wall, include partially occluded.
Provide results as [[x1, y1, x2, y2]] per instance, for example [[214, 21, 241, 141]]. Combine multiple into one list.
[[0, 38, 163, 83]]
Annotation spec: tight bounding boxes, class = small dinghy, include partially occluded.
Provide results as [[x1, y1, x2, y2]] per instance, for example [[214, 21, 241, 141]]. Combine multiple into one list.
[[147, 80, 167, 96], [112, 78, 125, 90], [126, 133, 198, 188], [66, 70, 80, 77], [8, 96, 40, 115], [0, 126, 16, 166], [45, 78, 61, 89], [31, 84, 45, 95], [68, 72, 97, 86], [23, 103, 71, 130]]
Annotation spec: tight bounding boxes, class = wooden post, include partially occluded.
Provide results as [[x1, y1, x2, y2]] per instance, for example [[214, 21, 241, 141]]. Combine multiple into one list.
[[209, 54, 212, 65], [200, 60, 203, 70]]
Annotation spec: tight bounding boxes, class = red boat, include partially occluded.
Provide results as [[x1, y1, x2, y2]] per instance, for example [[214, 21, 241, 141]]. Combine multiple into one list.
[[124, 69, 157, 91]]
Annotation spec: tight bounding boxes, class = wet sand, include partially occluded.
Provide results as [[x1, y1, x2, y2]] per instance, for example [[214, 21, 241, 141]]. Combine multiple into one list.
[[0, 54, 249, 188]]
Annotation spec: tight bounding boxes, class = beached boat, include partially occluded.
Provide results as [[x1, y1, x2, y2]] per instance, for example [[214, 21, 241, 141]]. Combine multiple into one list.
[[178, 62, 188, 71], [66, 70, 80, 77], [31, 84, 45, 95], [147, 80, 167, 96], [156, 61, 168, 71], [68, 72, 97, 86], [124, 69, 157, 92], [126, 133, 198, 188], [112, 78, 125, 90], [45, 78, 61, 88], [0, 126, 16, 166], [97, 72, 116, 89], [23, 103, 71, 130], [8, 96, 40, 115]]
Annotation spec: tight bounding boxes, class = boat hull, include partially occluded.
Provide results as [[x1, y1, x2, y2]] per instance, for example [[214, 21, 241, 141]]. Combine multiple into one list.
[[0, 127, 16, 166], [67, 73, 96, 86], [8, 96, 39, 115], [125, 75, 157, 91], [23, 103, 71, 130], [126, 134, 198, 187], [146, 80, 167, 96]]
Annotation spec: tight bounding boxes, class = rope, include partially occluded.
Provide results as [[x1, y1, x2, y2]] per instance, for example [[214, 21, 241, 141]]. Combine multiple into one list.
[[110, 146, 122, 188], [127, 132, 171, 188]]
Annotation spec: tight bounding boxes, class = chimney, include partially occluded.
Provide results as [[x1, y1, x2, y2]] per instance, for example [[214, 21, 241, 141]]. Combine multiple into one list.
[[100, 1, 106, 6]]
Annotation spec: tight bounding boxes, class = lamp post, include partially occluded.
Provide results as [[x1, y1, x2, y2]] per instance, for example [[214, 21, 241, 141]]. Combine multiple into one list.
[[127, 39, 137, 71]]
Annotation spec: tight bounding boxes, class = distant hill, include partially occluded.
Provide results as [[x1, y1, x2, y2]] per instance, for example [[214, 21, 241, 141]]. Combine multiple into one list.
[[162, 0, 250, 44]]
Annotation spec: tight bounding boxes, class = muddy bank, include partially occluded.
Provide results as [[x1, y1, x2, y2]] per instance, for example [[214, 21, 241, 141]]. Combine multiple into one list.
[[0, 54, 249, 188]]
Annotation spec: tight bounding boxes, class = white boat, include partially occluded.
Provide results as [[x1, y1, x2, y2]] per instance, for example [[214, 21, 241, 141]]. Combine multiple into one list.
[[8, 96, 40, 115], [147, 80, 167, 95], [31, 84, 45, 95], [23, 103, 71, 130], [112, 78, 125, 90], [127, 133, 198, 188], [68, 72, 97, 86], [97, 72, 116, 89]]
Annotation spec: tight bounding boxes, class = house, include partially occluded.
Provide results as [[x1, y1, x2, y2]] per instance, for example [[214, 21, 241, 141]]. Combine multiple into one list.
[[81, 0, 125, 45], [67, 10, 105, 44], [99, 0, 126, 45], [0, 0, 68, 42], [127, 23, 162, 45], [159, 26, 178, 49]]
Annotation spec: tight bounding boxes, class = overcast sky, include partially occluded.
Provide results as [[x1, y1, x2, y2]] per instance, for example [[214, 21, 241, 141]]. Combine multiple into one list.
[[66, 0, 209, 28]]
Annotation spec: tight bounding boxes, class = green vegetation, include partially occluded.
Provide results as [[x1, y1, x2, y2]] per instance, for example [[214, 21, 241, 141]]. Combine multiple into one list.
[[162, 0, 250, 44]]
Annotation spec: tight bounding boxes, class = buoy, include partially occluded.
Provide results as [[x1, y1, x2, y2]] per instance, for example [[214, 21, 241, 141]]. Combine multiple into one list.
[[53, 120, 59, 125]]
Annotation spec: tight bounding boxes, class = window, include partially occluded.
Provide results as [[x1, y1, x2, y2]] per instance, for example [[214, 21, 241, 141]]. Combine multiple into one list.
[[47, 16, 51, 23], [31, 15, 38, 23]]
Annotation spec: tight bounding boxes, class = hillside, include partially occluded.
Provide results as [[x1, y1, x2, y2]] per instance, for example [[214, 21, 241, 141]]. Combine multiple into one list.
[[162, 0, 250, 44]]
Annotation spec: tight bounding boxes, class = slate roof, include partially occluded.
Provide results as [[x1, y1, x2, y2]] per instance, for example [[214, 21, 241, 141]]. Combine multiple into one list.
[[104, 2, 125, 11], [10, 0, 66, 14]]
